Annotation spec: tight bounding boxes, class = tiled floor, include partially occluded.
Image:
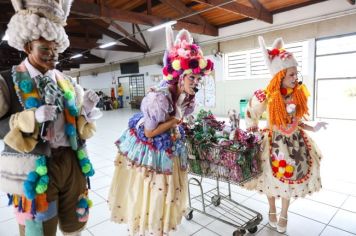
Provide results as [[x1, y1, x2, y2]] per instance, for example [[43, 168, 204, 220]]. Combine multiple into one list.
[[1, 109, 356, 236]]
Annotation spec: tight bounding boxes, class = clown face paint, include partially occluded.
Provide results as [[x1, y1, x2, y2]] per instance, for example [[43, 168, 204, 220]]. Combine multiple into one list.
[[183, 74, 202, 95], [25, 38, 59, 74]]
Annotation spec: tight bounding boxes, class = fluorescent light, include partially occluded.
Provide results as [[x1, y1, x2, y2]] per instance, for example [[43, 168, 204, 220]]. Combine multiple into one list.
[[148, 20, 177, 32], [2, 34, 8, 41], [70, 54, 83, 59], [99, 41, 116, 49]]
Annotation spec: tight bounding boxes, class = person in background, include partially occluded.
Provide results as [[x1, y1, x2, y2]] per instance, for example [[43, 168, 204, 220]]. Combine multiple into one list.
[[117, 82, 124, 108], [108, 26, 214, 235], [112, 97, 119, 110], [242, 36, 327, 233]]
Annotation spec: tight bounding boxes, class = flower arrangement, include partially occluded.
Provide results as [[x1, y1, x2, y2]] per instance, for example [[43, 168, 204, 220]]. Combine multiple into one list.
[[184, 109, 261, 183]]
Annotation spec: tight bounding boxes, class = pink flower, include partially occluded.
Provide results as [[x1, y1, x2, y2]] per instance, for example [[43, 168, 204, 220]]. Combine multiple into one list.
[[172, 70, 180, 78], [162, 66, 169, 76], [193, 67, 201, 74], [272, 151, 285, 161], [177, 48, 186, 57], [206, 59, 212, 70]]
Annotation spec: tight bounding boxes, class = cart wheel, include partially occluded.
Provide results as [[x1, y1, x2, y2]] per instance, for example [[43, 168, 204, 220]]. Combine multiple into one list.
[[185, 210, 193, 221], [248, 226, 258, 234], [233, 229, 246, 236], [211, 195, 221, 207]]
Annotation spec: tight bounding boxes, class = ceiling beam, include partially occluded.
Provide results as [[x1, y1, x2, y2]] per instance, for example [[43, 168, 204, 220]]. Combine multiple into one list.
[[134, 24, 150, 52], [147, 0, 152, 15], [77, 19, 148, 52], [69, 36, 146, 52], [71, 0, 218, 36], [194, 0, 273, 24], [102, 19, 149, 51], [159, 0, 218, 36], [248, 0, 273, 22], [72, 0, 164, 25]]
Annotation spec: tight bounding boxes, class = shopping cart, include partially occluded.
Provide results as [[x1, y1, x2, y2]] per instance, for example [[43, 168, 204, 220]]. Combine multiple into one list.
[[185, 141, 263, 236]]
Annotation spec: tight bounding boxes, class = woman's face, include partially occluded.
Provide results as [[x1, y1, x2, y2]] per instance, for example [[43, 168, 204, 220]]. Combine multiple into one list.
[[282, 67, 298, 89], [25, 38, 59, 74], [182, 74, 202, 95]]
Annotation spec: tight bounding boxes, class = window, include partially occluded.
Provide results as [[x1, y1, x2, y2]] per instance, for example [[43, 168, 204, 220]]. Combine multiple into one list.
[[315, 34, 356, 120], [224, 41, 308, 80]]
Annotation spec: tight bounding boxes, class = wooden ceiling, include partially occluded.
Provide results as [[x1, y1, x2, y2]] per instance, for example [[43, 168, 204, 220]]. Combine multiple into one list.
[[0, 0, 353, 72]]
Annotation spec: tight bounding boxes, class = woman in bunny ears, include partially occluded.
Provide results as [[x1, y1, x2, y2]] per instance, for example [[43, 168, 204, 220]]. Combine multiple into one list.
[[108, 27, 213, 236], [242, 36, 327, 233]]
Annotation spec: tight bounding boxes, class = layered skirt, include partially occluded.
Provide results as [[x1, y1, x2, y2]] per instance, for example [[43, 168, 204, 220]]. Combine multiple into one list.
[[108, 126, 188, 236]]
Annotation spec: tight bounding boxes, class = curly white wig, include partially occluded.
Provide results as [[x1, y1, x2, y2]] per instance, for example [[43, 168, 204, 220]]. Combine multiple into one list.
[[6, 12, 69, 53]]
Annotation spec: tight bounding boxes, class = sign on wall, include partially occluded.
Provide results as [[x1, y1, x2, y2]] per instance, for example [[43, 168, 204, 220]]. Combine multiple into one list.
[[195, 72, 216, 108]]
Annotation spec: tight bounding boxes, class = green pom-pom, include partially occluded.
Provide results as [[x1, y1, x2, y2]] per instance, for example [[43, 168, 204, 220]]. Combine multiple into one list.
[[87, 199, 93, 208], [64, 91, 74, 100], [36, 166, 47, 176], [77, 149, 87, 160], [82, 164, 91, 174], [35, 184, 48, 194]]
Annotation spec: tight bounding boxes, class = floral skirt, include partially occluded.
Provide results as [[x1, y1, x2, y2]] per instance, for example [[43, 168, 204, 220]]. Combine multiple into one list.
[[108, 154, 188, 236], [242, 128, 322, 199]]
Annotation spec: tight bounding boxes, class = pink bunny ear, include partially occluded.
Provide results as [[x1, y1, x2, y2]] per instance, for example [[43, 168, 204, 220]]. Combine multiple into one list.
[[165, 25, 174, 51], [272, 37, 284, 49], [174, 29, 193, 46]]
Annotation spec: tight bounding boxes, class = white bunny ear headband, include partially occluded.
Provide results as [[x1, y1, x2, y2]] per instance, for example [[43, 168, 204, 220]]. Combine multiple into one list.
[[165, 26, 194, 51], [11, 0, 73, 25], [162, 26, 214, 84], [6, 0, 73, 53], [258, 36, 298, 78]]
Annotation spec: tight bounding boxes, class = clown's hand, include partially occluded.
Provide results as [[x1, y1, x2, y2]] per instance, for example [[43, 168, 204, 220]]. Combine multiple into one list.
[[35, 105, 57, 123], [314, 121, 328, 132], [83, 90, 100, 114]]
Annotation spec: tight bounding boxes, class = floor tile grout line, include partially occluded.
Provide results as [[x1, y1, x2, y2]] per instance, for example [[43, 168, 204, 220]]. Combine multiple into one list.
[[191, 223, 221, 236], [321, 225, 356, 236], [281, 210, 329, 226], [320, 193, 356, 236], [85, 218, 111, 231]]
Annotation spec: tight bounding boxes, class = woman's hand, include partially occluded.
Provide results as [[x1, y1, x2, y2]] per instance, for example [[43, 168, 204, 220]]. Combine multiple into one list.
[[144, 116, 180, 138], [313, 121, 328, 132]]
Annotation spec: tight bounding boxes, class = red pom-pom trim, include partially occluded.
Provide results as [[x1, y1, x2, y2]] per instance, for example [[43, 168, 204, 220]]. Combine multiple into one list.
[[205, 59, 212, 70], [280, 88, 287, 96], [279, 160, 286, 167], [269, 48, 280, 56], [181, 58, 190, 70], [163, 66, 169, 76]]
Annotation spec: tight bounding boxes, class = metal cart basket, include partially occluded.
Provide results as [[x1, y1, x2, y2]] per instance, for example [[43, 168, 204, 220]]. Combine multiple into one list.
[[185, 141, 263, 236]]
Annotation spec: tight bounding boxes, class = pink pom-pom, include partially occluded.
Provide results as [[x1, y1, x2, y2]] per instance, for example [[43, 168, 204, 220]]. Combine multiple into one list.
[[193, 67, 201, 74], [78, 214, 89, 222], [172, 70, 179, 78], [206, 59, 212, 70], [181, 58, 190, 70], [76, 208, 85, 215], [163, 66, 169, 76]]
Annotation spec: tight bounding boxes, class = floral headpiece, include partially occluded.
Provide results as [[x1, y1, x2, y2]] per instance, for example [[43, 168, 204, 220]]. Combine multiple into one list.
[[162, 27, 214, 84]]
